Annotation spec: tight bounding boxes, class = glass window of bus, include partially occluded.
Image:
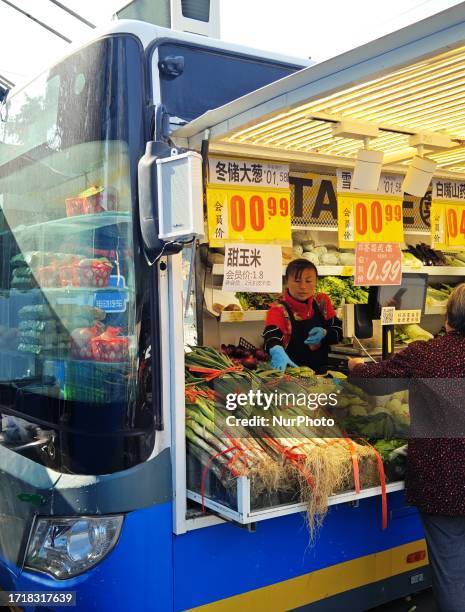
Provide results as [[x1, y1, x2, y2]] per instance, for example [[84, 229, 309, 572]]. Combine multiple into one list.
[[0, 36, 149, 474], [155, 42, 302, 121]]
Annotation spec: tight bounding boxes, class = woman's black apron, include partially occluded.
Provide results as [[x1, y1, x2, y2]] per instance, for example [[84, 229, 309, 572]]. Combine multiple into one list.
[[280, 299, 329, 375]]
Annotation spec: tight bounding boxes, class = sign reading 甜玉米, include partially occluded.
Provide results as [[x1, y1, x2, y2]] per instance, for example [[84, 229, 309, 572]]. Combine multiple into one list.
[[222, 244, 282, 293], [207, 158, 292, 247], [431, 178, 465, 249]]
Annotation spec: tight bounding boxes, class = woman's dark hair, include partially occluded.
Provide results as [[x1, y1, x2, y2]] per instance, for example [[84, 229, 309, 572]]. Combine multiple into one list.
[[285, 258, 318, 281], [446, 283, 465, 334]]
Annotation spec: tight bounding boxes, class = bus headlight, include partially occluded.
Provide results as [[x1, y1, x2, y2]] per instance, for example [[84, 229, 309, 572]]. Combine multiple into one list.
[[25, 515, 124, 579]]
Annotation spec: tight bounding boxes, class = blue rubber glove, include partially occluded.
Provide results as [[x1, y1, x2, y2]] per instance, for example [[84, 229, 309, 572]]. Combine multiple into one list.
[[269, 345, 297, 372], [304, 327, 327, 346]]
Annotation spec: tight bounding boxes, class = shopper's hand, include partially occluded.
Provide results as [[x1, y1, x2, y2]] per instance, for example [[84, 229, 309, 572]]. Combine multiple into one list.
[[304, 327, 327, 346], [348, 357, 365, 372], [269, 345, 297, 372]]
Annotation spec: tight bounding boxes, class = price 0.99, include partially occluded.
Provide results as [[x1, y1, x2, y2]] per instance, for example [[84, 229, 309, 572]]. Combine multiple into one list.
[[230, 194, 289, 232], [366, 259, 402, 283]]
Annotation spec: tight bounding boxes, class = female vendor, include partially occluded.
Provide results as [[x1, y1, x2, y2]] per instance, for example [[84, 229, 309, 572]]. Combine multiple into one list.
[[263, 259, 343, 374]]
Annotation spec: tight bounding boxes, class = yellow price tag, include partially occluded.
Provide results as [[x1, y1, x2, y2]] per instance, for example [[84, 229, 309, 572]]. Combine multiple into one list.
[[207, 185, 292, 247], [394, 310, 421, 325], [338, 193, 403, 248], [445, 201, 465, 248], [431, 201, 448, 249]]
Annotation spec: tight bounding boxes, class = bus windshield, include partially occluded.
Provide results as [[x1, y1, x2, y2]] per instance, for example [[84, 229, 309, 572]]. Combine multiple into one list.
[[0, 35, 151, 474]]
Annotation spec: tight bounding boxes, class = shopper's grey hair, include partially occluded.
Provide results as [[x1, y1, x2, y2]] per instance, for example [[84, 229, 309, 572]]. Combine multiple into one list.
[[446, 283, 465, 334]]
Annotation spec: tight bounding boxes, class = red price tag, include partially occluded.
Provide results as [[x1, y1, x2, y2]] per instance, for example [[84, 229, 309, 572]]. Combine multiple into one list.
[[355, 243, 402, 286]]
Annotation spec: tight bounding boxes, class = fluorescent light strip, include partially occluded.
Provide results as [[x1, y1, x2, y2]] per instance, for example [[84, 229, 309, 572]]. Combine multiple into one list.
[[309, 46, 465, 115], [263, 121, 331, 147], [321, 54, 465, 116]]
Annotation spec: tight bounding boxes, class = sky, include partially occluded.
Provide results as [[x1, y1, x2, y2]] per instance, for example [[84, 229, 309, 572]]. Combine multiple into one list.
[[0, 0, 464, 85]]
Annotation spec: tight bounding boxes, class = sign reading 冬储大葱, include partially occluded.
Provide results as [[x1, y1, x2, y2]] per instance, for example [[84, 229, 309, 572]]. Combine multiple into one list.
[[208, 158, 289, 188], [207, 157, 291, 247], [222, 244, 283, 293]]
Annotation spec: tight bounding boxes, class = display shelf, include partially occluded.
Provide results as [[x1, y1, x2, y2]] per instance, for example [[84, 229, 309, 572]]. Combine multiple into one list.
[[212, 264, 352, 276], [187, 477, 405, 525], [220, 310, 267, 323], [212, 263, 465, 278], [421, 266, 465, 276], [11, 212, 131, 234], [7, 351, 130, 366], [9, 286, 131, 294]]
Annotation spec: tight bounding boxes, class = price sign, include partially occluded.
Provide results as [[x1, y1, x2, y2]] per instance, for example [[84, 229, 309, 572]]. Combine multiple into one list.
[[445, 202, 465, 248], [207, 186, 292, 247], [355, 243, 402, 286], [338, 193, 403, 248], [394, 310, 422, 325], [380, 308, 421, 326], [222, 244, 283, 293], [209, 158, 289, 188]]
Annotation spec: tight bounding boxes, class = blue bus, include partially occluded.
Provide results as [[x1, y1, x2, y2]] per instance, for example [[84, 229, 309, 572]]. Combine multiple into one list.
[[0, 19, 431, 612]]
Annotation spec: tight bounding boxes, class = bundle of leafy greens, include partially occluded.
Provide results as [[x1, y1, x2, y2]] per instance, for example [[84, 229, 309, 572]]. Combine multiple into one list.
[[235, 292, 278, 310], [316, 277, 369, 308]]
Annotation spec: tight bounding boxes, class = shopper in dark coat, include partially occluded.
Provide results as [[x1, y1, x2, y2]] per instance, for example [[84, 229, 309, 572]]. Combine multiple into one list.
[[348, 283, 465, 612]]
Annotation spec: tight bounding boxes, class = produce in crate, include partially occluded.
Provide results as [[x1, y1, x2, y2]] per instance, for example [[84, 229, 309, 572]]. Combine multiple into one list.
[[402, 251, 422, 269], [65, 185, 117, 217], [78, 259, 113, 287], [219, 343, 268, 370], [235, 292, 277, 310], [426, 283, 456, 306], [185, 346, 382, 534], [395, 324, 433, 344], [316, 276, 369, 308], [91, 326, 129, 362], [71, 323, 105, 360]]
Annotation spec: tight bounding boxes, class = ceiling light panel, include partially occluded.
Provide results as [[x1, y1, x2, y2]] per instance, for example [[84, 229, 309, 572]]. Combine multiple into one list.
[[220, 43, 465, 174]]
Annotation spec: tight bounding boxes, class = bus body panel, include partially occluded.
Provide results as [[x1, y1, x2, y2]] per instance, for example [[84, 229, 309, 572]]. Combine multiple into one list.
[[0, 502, 174, 612], [173, 491, 427, 611]]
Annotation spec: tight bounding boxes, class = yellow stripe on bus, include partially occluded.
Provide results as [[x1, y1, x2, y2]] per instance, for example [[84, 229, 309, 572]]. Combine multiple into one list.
[[188, 539, 428, 612]]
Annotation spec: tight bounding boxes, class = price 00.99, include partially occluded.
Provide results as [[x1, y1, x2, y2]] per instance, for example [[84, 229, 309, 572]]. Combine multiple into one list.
[[230, 194, 289, 232], [355, 201, 402, 236], [366, 259, 402, 283]]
